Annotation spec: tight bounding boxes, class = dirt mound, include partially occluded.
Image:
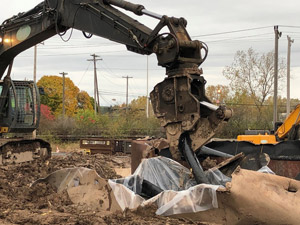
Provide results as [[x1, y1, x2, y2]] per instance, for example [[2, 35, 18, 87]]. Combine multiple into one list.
[[104, 205, 208, 225], [0, 153, 204, 224]]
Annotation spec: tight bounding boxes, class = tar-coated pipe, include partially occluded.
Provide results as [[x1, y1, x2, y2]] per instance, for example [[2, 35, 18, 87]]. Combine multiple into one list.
[[200, 146, 233, 158], [200, 101, 219, 111], [142, 179, 163, 199], [179, 133, 209, 184], [200, 101, 233, 120]]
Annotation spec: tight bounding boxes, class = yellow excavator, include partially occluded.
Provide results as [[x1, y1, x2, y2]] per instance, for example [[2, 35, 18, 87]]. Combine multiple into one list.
[[237, 104, 300, 144]]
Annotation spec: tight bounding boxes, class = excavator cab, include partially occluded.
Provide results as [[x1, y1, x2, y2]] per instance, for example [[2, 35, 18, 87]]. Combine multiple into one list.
[[0, 79, 40, 134], [0, 78, 51, 165]]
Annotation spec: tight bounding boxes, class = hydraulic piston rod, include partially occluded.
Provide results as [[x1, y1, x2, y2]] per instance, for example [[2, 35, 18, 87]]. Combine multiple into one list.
[[103, 0, 163, 19]]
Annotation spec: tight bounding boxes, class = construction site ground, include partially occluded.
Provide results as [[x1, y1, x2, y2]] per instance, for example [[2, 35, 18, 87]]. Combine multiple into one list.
[[0, 145, 209, 225]]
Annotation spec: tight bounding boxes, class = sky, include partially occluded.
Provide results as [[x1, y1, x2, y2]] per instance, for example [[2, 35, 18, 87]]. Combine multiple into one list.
[[1, 0, 300, 106]]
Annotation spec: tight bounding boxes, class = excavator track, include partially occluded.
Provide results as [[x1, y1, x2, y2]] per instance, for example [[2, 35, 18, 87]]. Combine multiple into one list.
[[0, 138, 51, 165]]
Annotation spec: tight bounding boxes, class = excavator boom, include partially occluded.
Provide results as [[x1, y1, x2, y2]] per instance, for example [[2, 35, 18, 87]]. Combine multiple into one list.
[[0, 0, 232, 167]]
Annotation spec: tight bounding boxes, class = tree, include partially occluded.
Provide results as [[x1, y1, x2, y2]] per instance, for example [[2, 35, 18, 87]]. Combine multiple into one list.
[[40, 104, 55, 121], [103, 96, 161, 137], [37, 104, 55, 135], [223, 48, 286, 118], [37, 75, 80, 116], [206, 85, 230, 104], [77, 91, 93, 110]]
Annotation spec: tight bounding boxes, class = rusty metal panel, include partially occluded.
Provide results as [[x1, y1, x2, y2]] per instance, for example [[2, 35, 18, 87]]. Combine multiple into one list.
[[80, 138, 114, 155], [131, 139, 159, 174], [131, 140, 149, 174], [268, 160, 300, 179]]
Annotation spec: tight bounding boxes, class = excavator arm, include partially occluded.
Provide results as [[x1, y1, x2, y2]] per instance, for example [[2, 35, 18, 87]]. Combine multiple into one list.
[[0, 0, 203, 77], [0, 0, 232, 167], [276, 104, 300, 140]]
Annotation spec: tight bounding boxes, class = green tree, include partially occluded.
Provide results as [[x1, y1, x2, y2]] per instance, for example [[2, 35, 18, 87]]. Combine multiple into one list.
[[105, 96, 161, 137]]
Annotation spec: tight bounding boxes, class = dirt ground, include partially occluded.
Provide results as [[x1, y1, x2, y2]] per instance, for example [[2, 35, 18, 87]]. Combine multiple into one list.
[[0, 151, 207, 225]]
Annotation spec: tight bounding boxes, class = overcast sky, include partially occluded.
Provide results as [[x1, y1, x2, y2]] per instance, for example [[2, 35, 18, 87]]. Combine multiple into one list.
[[1, 0, 300, 106]]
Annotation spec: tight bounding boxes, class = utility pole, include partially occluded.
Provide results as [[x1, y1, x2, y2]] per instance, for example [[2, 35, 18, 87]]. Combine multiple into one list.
[[33, 43, 43, 139], [87, 54, 102, 116], [122, 76, 133, 113], [287, 35, 294, 115], [273, 26, 281, 130], [60, 72, 68, 118], [146, 56, 149, 118], [34, 45, 37, 82], [33, 42, 44, 82], [32, 45, 38, 139]]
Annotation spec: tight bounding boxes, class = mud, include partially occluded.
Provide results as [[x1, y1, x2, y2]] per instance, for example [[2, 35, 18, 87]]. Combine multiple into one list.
[[0, 153, 204, 224]]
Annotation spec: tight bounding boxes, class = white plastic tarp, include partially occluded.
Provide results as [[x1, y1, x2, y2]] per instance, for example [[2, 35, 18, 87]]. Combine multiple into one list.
[[31, 156, 276, 217], [109, 156, 221, 216]]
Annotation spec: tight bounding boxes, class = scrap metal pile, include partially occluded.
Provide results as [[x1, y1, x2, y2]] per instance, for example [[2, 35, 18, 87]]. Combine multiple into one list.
[[1, 144, 299, 225], [129, 137, 300, 225]]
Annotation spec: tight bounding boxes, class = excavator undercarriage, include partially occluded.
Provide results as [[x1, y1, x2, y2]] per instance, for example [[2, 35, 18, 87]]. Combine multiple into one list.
[[0, 138, 51, 165]]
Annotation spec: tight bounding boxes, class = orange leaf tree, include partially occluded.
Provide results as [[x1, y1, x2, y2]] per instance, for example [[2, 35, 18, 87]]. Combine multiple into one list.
[[37, 75, 86, 116]]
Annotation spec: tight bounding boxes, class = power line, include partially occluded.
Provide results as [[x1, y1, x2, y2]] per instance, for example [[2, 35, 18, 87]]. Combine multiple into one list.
[[226, 102, 299, 108], [192, 26, 272, 38], [99, 91, 141, 98], [77, 61, 91, 86], [41, 43, 122, 48], [99, 71, 123, 87], [278, 25, 300, 28], [99, 89, 144, 97], [99, 94, 114, 106], [206, 32, 273, 43], [98, 61, 122, 78], [17, 50, 131, 58]]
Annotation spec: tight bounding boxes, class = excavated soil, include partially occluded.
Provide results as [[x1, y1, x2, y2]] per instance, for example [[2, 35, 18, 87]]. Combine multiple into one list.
[[0, 153, 206, 225]]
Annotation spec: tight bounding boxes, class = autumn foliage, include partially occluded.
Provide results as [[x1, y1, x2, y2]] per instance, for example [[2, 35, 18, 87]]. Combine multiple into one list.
[[37, 75, 92, 116], [40, 104, 55, 121], [37, 76, 161, 138]]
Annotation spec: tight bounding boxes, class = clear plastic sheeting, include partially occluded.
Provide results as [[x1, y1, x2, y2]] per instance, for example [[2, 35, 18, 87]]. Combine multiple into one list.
[[31, 167, 123, 212], [112, 174, 143, 194], [205, 169, 232, 186], [108, 179, 145, 210], [257, 166, 275, 174], [147, 183, 220, 216], [31, 167, 95, 193], [134, 156, 195, 191], [111, 157, 195, 193], [109, 156, 221, 215]]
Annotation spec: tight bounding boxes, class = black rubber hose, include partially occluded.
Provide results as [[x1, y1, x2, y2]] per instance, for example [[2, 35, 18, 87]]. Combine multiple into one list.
[[141, 179, 163, 199], [179, 133, 209, 184]]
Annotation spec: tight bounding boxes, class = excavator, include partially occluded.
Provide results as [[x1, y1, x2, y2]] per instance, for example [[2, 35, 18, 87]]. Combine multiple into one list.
[[237, 104, 300, 144], [0, 0, 232, 180]]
